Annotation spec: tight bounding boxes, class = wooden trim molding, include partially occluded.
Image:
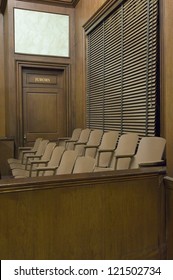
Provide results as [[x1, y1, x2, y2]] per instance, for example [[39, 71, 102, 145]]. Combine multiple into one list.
[[16, 0, 80, 8], [0, 166, 166, 193], [83, 0, 126, 34], [0, 0, 7, 14]]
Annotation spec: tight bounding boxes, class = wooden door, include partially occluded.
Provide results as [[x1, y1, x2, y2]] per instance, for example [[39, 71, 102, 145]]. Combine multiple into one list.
[[22, 68, 67, 145]]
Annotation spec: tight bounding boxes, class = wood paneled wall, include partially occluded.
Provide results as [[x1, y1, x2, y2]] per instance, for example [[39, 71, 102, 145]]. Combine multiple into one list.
[[0, 14, 5, 136], [0, 138, 14, 175], [0, 168, 166, 259]]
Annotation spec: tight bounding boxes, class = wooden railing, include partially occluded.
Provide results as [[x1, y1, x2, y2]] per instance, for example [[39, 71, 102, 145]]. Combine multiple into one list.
[[0, 167, 166, 260]]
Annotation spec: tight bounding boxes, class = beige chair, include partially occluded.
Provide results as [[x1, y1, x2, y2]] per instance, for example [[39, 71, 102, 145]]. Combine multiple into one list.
[[94, 130, 119, 170], [9, 139, 49, 170], [58, 128, 82, 150], [129, 136, 166, 169], [94, 133, 138, 171], [8, 137, 43, 164], [13, 142, 56, 178], [15, 149, 77, 178], [11, 139, 50, 175], [55, 150, 79, 175], [36, 146, 65, 176], [74, 128, 91, 156], [73, 156, 96, 174], [84, 129, 103, 158]]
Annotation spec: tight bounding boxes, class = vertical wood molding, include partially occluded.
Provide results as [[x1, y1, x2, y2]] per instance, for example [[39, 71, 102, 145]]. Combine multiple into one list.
[[0, 0, 7, 14], [161, 0, 173, 176], [0, 14, 5, 135]]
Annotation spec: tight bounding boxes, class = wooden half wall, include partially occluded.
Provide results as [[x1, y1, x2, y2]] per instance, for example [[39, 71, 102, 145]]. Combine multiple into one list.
[[0, 167, 166, 260]]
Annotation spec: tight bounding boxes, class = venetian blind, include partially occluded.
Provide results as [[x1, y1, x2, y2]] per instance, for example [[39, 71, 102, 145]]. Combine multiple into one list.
[[86, 0, 159, 136]]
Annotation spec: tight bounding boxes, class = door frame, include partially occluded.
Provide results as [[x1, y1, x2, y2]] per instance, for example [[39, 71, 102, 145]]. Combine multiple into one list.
[[16, 60, 71, 147]]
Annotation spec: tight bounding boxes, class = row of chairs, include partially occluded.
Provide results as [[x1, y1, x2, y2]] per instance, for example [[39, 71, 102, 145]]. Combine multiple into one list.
[[8, 141, 94, 178], [58, 128, 166, 170], [7, 128, 166, 178]]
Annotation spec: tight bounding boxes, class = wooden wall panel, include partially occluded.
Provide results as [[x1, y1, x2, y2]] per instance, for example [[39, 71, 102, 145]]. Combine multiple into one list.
[[0, 14, 5, 136], [161, 0, 173, 177], [164, 177, 173, 259], [0, 138, 14, 176], [0, 168, 166, 259], [75, 0, 107, 128]]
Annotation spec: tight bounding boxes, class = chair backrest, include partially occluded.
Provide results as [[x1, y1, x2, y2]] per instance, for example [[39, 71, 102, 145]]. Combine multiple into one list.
[[77, 128, 91, 143], [99, 131, 119, 150], [32, 138, 43, 152], [43, 146, 65, 176], [114, 133, 139, 170], [18, 137, 43, 161], [84, 129, 103, 157], [41, 142, 56, 161], [96, 130, 119, 167], [86, 129, 103, 146], [29, 141, 53, 173], [71, 128, 82, 141], [35, 139, 49, 157], [130, 136, 166, 169], [30, 143, 55, 176], [56, 150, 78, 175], [66, 128, 82, 150], [74, 128, 91, 156], [73, 156, 96, 174]]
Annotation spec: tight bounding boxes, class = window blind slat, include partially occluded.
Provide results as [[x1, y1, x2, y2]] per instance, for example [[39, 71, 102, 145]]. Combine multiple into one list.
[[86, 0, 159, 135]]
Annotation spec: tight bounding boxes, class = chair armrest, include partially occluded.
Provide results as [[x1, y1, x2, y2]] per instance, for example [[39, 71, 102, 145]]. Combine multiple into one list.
[[36, 166, 58, 176], [26, 155, 42, 159], [84, 145, 98, 149], [18, 147, 32, 151], [74, 142, 86, 146], [98, 148, 115, 153], [25, 155, 42, 168], [30, 160, 49, 165], [113, 153, 135, 170], [22, 150, 36, 155], [36, 166, 58, 171], [95, 149, 115, 167], [21, 150, 37, 164], [139, 160, 165, 167], [58, 137, 70, 141], [65, 139, 77, 143], [115, 153, 135, 159]]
